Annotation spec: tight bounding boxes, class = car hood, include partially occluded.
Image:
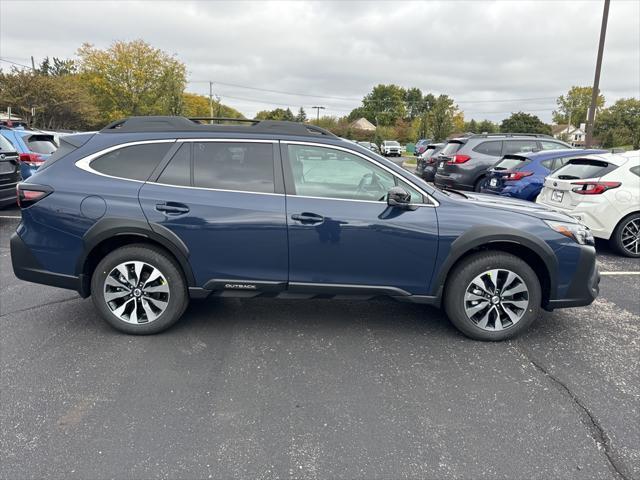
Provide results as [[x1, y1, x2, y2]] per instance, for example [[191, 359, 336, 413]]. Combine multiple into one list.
[[461, 191, 578, 223]]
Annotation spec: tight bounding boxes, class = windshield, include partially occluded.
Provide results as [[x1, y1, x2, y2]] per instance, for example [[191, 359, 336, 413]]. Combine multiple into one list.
[[385, 141, 400, 147], [493, 156, 531, 171], [551, 159, 616, 180], [23, 134, 57, 154]]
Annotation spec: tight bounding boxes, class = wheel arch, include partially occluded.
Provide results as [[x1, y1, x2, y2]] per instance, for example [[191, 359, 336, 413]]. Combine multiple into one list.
[[433, 227, 557, 306], [77, 218, 195, 297]]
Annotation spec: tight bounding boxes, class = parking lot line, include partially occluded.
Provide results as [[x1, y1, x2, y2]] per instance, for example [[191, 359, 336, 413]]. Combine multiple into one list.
[[600, 271, 640, 275], [0, 215, 21, 219]]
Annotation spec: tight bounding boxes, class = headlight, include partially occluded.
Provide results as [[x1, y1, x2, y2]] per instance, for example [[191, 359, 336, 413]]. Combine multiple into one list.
[[544, 220, 595, 246]]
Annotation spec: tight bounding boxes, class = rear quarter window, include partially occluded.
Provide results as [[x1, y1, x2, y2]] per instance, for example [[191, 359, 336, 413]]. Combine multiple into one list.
[[473, 141, 503, 156], [90, 142, 172, 181], [440, 141, 463, 156], [550, 159, 617, 180], [494, 156, 530, 170]]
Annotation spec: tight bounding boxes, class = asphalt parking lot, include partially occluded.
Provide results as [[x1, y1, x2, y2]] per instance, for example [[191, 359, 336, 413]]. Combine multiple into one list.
[[1, 204, 638, 480]]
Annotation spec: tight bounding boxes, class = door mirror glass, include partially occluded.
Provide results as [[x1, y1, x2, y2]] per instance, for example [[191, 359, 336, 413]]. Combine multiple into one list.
[[387, 186, 411, 208]]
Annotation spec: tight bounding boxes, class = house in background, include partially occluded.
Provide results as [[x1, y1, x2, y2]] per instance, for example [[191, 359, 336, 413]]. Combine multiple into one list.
[[552, 123, 587, 147], [349, 117, 376, 132]]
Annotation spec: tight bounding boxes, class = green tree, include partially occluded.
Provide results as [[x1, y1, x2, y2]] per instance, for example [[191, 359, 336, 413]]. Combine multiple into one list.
[[404, 87, 423, 120], [465, 119, 478, 133], [0, 67, 100, 130], [295, 107, 307, 122], [255, 107, 296, 121], [37, 57, 77, 76], [361, 84, 407, 126], [477, 119, 498, 133], [77, 40, 187, 122], [426, 95, 458, 141], [500, 112, 551, 135], [595, 98, 640, 149], [553, 86, 605, 126]]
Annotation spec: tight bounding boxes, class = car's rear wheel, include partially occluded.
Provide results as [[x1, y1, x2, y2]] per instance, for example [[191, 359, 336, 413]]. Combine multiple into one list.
[[91, 244, 189, 334], [444, 251, 541, 341], [474, 176, 487, 192], [611, 213, 640, 258]]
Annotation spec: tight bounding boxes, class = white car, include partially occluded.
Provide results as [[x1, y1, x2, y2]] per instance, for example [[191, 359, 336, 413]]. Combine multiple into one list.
[[536, 150, 640, 257], [381, 140, 401, 157]]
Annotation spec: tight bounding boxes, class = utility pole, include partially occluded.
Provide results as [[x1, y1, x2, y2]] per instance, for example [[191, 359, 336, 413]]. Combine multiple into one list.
[[31, 56, 35, 70], [311, 106, 325, 124], [585, 0, 610, 147], [209, 81, 214, 124]]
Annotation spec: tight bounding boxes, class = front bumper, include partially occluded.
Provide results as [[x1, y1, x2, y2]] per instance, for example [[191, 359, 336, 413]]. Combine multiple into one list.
[[545, 245, 599, 310], [11, 232, 86, 296]]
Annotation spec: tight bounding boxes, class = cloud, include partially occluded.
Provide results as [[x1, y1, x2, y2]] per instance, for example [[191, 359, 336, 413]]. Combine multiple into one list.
[[1, 0, 638, 122]]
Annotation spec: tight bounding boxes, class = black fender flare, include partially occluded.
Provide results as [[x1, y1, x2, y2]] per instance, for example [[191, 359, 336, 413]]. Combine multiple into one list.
[[77, 218, 196, 288], [432, 226, 558, 299]]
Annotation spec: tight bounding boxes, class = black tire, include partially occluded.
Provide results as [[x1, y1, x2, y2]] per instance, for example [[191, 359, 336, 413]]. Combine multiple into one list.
[[473, 176, 487, 192], [610, 212, 640, 258], [443, 251, 541, 341], [91, 243, 189, 334]]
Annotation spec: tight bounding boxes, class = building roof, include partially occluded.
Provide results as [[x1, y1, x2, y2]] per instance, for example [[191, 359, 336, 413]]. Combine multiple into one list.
[[349, 117, 376, 131], [551, 124, 574, 135]]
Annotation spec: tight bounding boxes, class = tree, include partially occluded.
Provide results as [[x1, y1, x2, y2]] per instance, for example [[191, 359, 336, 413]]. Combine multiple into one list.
[[500, 112, 551, 135], [0, 67, 100, 130], [452, 111, 465, 133], [295, 107, 307, 122], [553, 86, 605, 126], [425, 95, 458, 141], [404, 87, 423, 120], [360, 84, 407, 126], [595, 98, 640, 149], [464, 119, 478, 133], [255, 108, 295, 121], [37, 57, 77, 76], [477, 119, 498, 133], [180, 93, 244, 119], [77, 40, 187, 122]]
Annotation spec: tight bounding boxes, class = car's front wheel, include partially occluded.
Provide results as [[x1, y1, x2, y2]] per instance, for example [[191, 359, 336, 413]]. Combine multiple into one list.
[[444, 251, 541, 341], [611, 213, 640, 258], [91, 244, 189, 334]]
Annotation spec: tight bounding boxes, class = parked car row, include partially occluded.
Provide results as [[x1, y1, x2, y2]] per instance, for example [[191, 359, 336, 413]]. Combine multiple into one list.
[[413, 133, 639, 258]]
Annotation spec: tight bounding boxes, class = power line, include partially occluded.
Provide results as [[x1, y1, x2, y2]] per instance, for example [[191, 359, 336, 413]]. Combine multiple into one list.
[[0, 57, 34, 69]]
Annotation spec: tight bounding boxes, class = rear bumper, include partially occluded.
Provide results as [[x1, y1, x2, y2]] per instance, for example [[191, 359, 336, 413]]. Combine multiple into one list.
[[10, 232, 87, 296], [434, 173, 473, 191], [0, 179, 19, 207], [545, 245, 599, 310]]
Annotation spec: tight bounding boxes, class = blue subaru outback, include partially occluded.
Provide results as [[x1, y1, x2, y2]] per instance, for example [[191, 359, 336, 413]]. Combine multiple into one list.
[[11, 116, 600, 340]]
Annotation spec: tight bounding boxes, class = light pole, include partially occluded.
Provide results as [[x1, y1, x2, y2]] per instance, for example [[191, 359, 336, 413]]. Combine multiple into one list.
[[585, 0, 610, 147], [311, 106, 325, 125]]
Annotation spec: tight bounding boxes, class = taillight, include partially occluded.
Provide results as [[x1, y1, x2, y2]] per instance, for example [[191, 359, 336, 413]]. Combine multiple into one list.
[[16, 184, 53, 208], [447, 154, 471, 165], [506, 171, 533, 181], [571, 181, 621, 195], [18, 152, 44, 166]]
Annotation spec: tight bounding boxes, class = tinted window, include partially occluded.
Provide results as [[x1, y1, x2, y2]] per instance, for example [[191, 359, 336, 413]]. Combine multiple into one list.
[[158, 143, 191, 186], [540, 140, 568, 151], [551, 159, 616, 180], [385, 141, 400, 147], [440, 141, 463, 155], [540, 159, 554, 169], [287, 144, 423, 203], [0, 135, 15, 152], [23, 134, 57, 154], [630, 166, 640, 178], [193, 142, 274, 193], [473, 141, 503, 156], [493, 156, 530, 170], [91, 142, 171, 181], [502, 140, 538, 155]]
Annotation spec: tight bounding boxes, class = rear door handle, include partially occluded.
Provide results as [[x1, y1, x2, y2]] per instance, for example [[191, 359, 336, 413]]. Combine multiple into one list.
[[291, 212, 324, 225], [156, 202, 190, 215]]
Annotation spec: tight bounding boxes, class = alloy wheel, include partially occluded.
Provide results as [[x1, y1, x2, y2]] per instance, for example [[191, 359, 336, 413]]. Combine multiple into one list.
[[621, 218, 640, 255], [103, 261, 170, 324], [464, 269, 529, 331]]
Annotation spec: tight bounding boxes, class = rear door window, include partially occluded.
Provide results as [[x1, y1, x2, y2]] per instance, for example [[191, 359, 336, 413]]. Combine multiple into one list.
[[503, 140, 538, 155], [550, 159, 617, 180], [23, 134, 57, 154], [91, 142, 172, 181], [473, 141, 503, 156], [193, 142, 275, 193]]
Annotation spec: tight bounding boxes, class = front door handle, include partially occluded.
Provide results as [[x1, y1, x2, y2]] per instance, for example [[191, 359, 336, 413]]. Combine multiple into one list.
[[156, 202, 190, 215], [291, 212, 324, 225]]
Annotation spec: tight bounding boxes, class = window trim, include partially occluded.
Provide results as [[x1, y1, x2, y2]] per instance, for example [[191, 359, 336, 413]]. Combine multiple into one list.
[[281, 140, 438, 207]]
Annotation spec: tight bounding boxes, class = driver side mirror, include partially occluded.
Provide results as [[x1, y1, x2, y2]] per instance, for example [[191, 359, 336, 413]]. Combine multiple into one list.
[[387, 186, 411, 208]]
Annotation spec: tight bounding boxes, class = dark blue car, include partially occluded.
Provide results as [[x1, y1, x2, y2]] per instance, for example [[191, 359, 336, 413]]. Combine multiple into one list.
[[10, 116, 600, 340], [481, 149, 607, 201], [0, 127, 58, 179]]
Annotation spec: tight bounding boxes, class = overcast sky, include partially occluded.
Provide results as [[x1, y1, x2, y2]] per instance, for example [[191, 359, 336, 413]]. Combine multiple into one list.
[[1, 0, 639, 122]]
